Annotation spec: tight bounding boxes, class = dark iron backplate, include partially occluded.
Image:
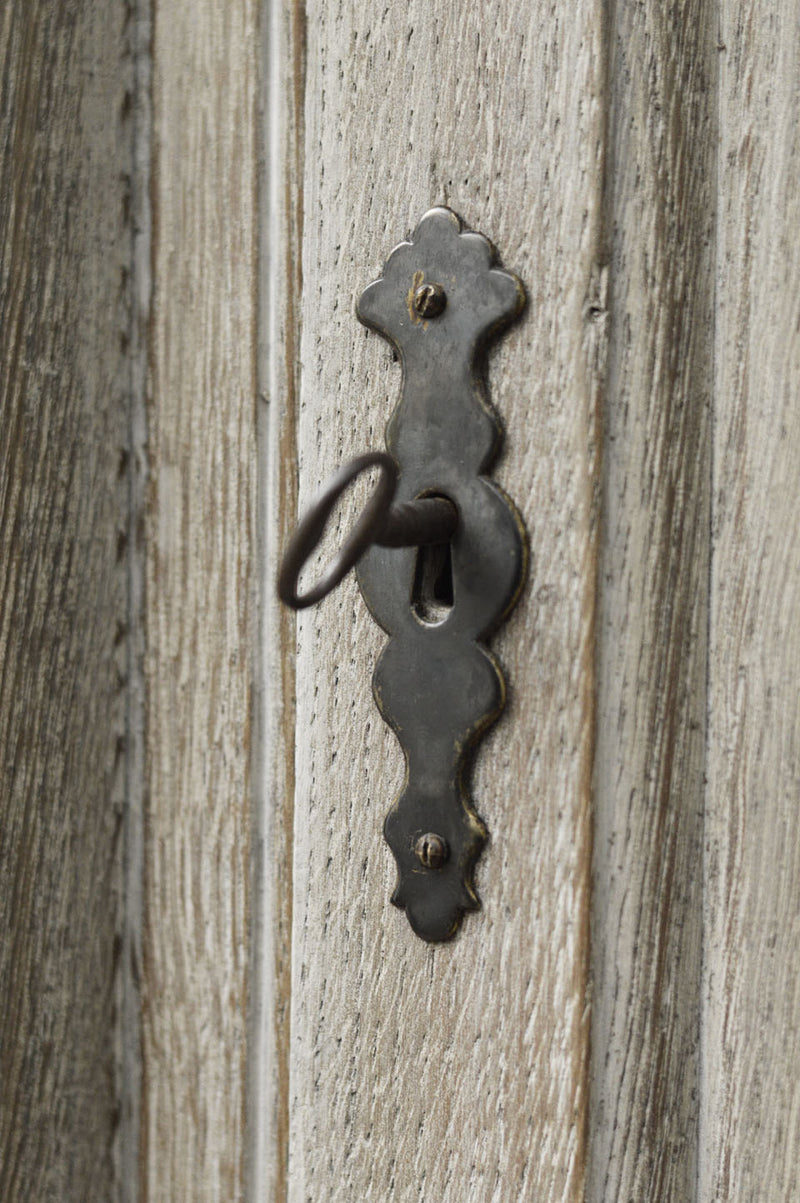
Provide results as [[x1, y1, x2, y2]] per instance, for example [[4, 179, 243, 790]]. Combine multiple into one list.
[[355, 207, 526, 942]]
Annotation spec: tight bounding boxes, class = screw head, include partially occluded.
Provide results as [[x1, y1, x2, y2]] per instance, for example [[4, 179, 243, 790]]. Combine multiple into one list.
[[415, 832, 449, 870], [413, 282, 447, 319]]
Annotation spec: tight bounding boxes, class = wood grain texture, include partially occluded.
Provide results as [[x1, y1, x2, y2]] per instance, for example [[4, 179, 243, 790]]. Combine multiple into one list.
[[0, 3, 132, 1198], [285, 3, 605, 1199], [701, 4, 800, 1196], [588, 3, 716, 1199], [142, 1, 258, 1197]]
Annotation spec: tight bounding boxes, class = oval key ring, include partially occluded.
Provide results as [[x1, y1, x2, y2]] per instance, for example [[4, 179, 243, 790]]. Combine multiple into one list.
[[278, 451, 459, 610], [278, 452, 398, 610]]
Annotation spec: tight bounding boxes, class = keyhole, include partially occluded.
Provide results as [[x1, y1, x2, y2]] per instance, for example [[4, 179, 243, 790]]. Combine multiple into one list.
[[411, 499, 454, 625]]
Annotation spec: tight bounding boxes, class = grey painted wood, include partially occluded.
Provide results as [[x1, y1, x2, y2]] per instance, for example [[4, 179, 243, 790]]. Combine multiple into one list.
[[589, 3, 716, 1199], [701, 4, 800, 1196], [7, 2, 800, 1197], [281, 2, 606, 1198], [141, 1, 259, 1197], [0, 3, 132, 1198]]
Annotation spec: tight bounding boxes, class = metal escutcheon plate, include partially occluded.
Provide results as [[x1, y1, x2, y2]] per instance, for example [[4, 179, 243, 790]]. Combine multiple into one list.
[[356, 207, 526, 942]]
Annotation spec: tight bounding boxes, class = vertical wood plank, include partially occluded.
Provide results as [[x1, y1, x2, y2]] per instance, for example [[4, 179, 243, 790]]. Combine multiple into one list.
[[588, 2, 716, 1198], [142, 2, 258, 1197], [701, 4, 800, 1196], [285, 3, 605, 1199], [0, 3, 132, 1198]]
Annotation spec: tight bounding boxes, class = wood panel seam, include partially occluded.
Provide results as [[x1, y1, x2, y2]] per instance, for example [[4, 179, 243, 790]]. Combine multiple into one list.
[[118, 3, 153, 1200]]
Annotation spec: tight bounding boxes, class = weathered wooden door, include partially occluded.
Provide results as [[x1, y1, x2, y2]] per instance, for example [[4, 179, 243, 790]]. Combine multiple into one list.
[[3, 1, 800, 1199]]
